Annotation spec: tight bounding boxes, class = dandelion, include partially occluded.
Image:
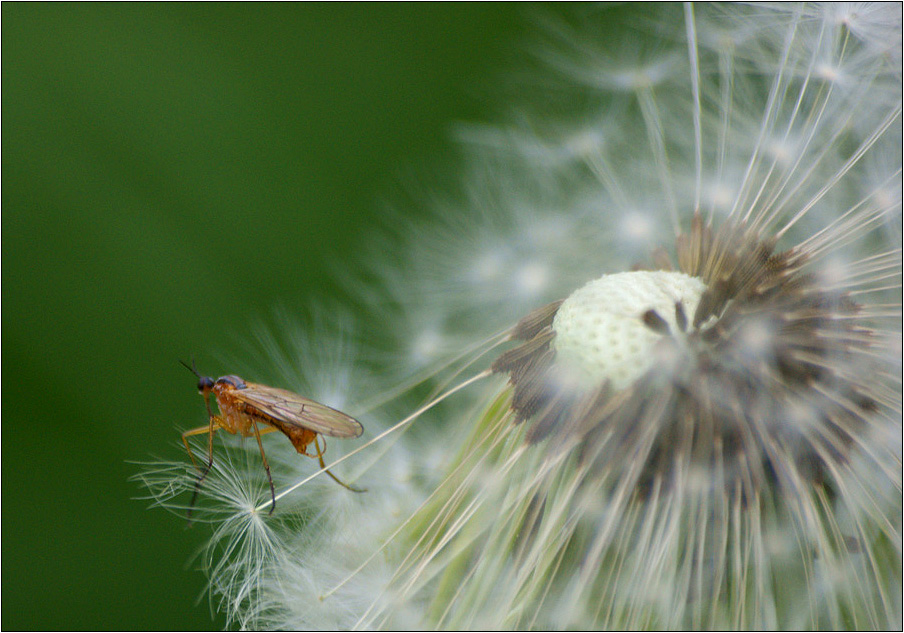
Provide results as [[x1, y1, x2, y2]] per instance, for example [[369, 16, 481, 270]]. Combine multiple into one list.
[[137, 3, 901, 629]]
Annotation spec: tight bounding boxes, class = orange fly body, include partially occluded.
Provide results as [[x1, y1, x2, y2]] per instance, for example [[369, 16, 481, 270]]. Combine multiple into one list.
[[180, 360, 364, 518]]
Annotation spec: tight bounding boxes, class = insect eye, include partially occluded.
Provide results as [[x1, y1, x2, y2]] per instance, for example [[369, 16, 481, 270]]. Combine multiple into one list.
[[198, 376, 214, 393]]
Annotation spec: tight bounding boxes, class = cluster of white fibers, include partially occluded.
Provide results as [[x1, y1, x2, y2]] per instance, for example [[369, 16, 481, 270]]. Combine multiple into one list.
[[139, 3, 902, 630]]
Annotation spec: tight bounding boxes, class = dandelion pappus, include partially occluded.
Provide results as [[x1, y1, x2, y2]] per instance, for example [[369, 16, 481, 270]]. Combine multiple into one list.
[[180, 360, 364, 518]]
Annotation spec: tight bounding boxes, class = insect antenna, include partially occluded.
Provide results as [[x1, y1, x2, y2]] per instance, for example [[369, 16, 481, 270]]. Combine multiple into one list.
[[179, 358, 214, 419], [179, 357, 200, 377]]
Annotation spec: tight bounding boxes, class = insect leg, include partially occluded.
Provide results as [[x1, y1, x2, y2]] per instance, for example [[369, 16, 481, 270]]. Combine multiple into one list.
[[181, 424, 214, 470], [314, 435, 366, 493], [186, 414, 220, 522], [249, 416, 277, 515]]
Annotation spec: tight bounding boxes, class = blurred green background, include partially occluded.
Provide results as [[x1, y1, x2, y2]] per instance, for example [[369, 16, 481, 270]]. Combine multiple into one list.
[[2, 4, 567, 629]]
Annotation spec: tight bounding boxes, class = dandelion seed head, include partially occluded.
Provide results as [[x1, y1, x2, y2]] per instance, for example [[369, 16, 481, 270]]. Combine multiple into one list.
[[815, 61, 842, 83], [814, 254, 851, 288], [619, 65, 663, 92], [408, 324, 446, 366], [822, 2, 903, 55], [765, 136, 798, 165], [561, 126, 608, 161], [468, 249, 505, 286], [513, 259, 550, 299], [702, 180, 738, 214], [618, 208, 656, 244], [139, 3, 902, 629], [376, 3, 901, 625], [734, 315, 779, 363]]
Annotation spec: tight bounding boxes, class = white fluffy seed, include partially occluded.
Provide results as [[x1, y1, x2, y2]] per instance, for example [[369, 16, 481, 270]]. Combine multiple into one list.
[[552, 271, 707, 390]]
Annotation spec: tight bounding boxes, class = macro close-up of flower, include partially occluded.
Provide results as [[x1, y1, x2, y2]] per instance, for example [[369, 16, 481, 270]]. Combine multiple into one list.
[[137, 3, 902, 630]]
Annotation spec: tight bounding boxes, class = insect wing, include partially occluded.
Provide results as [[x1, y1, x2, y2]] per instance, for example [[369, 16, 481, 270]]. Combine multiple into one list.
[[234, 382, 364, 438]]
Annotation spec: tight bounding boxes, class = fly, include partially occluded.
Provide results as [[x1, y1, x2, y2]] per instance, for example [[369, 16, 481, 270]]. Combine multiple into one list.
[[180, 360, 364, 518]]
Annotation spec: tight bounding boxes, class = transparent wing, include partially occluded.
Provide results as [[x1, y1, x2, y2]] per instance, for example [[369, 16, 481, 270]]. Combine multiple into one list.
[[232, 382, 364, 438]]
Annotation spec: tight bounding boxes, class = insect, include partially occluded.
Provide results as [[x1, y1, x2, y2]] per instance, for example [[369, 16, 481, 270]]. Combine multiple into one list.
[[180, 360, 364, 517]]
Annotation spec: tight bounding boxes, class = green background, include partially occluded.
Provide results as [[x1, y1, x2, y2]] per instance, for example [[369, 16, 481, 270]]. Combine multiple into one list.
[[2, 4, 570, 629]]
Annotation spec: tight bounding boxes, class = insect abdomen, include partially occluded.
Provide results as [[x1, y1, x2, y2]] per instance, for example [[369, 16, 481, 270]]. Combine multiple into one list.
[[240, 403, 318, 454]]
